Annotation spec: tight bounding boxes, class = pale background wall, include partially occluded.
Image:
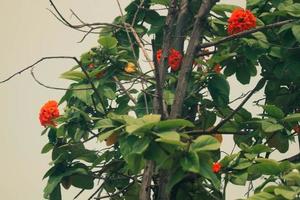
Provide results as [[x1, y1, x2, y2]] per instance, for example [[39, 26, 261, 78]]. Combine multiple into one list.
[[0, 0, 297, 199]]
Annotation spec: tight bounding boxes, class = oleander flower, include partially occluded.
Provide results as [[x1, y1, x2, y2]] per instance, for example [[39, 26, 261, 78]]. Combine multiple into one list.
[[124, 62, 137, 73], [156, 48, 183, 71], [212, 162, 222, 173], [228, 8, 256, 35], [39, 100, 60, 127]]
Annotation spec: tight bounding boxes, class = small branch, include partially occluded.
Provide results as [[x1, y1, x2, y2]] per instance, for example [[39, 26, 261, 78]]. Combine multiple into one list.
[[49, 0, 122, 30], [185, 130, 250, 135], [115, 0, 150, 115], [199, 19, 296, 49], [73, 57, 107, 114], [156, 0, 177, 120], [211, 78, 266, 133], [30, 66, 92, 91], [173, 0, 189, 51], [0, 56, 73, 84], [139, 161, 155, 200], [281, 153, 300, 163], [94, 181, 135, 200], [113, 76, 137, 104], [170, 0, 219, 119]]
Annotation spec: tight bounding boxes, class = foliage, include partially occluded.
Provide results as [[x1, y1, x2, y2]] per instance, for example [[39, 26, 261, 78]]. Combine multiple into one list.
[[36, 0, 300, 199]]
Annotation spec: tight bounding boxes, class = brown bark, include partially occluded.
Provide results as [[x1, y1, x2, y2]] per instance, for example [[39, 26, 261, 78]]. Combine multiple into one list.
[[170, 0, 219, 119]]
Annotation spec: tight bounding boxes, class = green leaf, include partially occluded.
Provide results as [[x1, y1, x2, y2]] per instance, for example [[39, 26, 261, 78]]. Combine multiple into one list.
[[98, 36, 118, 49], [208, 75, 230, 107], [250, 144, 272, 154], [41, 143, 54, 154], [163, 90, 175, 105], [247, 0, 263, 7], [166, 168, 185, 192], [282, 3, 300, 17], [198, 153, 220, 189], [248, 159, 281, 176], [72, 84, 94, 106], [262, 104, 285, 119], [49, 185, 61, 200], [283, 113, 300, 122], [71, 174, 94, 190], [155, 119, 195, 131], [212, 4, 240, 14], [233, 159, 252, 170], [151, 0, 170, 6], [60, 70, 85, 82], [292, 25, 300, 42], [44, 168, 87, 198], [155, 131, 186, 147], [180, 151, 200, 173], [94, 118, 116, 129], [283, 171, 300, 185], [132, 137, 151, 155], [230, 171, 248, 186], [236, 64, 251, 84], [191, 135, 220, 152], [102, 86, 116, 100], [247, 192, 275, 200], [98, 126, 124, 142], [267, 132, 289, 153], [261, 121, 284, 133], [274, 187, 298, 200]]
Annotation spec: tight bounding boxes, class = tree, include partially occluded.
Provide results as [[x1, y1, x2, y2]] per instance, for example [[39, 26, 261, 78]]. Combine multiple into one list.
[[2, 0, 300, 199]]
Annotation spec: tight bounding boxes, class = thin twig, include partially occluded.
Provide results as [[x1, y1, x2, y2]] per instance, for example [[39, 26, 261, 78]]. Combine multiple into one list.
[[211, 78, 266, 132]]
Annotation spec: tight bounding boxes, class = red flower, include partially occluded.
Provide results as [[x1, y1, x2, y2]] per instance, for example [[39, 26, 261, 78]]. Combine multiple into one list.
[[156, 49, 162, 64], [169, 48, 183, 71], [228, 8, 256, 35], [39, 100, 60, 127], [214, 64, 222, 74], [156, 48, 183, 71], [212, 162, 221, 173]]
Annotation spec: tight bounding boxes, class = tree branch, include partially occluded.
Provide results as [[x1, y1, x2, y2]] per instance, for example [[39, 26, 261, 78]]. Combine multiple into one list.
[[211, 78, 266, 133], [173, 0, 189, 51], [199, 19, 296, 49], [170, 0, 219, 119]]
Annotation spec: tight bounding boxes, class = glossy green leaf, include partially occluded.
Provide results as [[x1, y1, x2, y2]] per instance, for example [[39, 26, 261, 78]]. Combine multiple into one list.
[[41, 143, 54, 154], [191, 135, 220, 152], [208, 75, 230, 107], [180, 151, 200, 173], [98, 36, 118, 49]]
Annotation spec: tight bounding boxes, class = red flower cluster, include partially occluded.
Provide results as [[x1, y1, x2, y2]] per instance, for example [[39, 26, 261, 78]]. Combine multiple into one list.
[[156, 48, 183, 71], [213, 64, 222, 74], [212, 162, 221, 173], [228, 8, 256, 35], [39, 100, 60, 127]]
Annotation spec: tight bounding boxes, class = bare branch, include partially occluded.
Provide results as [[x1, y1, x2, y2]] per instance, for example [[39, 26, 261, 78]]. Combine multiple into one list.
[[0, 56, 74, 84], [48, 0, 122, 30]]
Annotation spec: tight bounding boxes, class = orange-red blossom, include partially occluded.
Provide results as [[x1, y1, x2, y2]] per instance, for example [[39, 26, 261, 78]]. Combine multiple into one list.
[[39, 100, 60, 127], [212, 162, 222, 173], [156, 48, 183, 71], [228, 8, 256, 35]]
